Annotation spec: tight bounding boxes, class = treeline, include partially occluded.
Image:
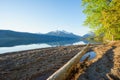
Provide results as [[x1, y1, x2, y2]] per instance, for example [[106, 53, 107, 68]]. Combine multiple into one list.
[[82, 0, 120, 41]]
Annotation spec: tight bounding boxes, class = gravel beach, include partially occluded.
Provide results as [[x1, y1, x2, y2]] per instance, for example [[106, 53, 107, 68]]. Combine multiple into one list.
[[0, 41, 119, 80], [0, 45, 93, 80]]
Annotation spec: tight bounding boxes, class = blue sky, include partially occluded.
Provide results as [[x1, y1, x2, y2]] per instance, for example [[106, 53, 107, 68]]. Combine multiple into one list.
[[0, 0, 90, 36]]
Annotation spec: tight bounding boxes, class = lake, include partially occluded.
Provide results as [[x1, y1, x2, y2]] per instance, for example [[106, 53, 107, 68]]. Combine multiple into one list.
[[0, 40, 98, 54]]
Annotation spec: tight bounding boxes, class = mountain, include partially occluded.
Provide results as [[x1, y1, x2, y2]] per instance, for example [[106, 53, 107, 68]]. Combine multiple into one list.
[[46, 30, 81, 39], [0, 30, 81, 47], [82, 32, 95, 38]]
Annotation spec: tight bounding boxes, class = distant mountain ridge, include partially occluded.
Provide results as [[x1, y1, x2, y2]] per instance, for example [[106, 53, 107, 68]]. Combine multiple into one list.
[[0, 30, 81, 39], [46, 30, 81, 38], [0, 30, 81, 47], [82, 32, 95, 38]]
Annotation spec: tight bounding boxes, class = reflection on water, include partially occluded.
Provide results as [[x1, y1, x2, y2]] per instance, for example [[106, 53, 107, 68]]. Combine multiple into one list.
[[73, 41, 85, 45], [0, 44, 51, 54], [0, 40, 99, 54], [0, 41, 82, 54]]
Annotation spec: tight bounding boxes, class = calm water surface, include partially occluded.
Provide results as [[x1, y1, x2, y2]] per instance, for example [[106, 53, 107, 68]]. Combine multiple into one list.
[[0, 41, 86, 54], [0, 44, 51, 54]]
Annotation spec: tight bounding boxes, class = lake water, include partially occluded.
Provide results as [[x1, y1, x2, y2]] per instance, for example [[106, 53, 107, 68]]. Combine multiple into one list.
[[0, 40, 88, 54], [0, 39, 100, 54]]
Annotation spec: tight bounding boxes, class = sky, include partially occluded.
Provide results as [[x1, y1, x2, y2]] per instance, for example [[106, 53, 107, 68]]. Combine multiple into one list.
[[0, 0, 90, 36]]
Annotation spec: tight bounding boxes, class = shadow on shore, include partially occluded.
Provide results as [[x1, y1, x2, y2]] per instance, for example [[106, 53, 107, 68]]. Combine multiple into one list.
[[78, 46, 116, 80]]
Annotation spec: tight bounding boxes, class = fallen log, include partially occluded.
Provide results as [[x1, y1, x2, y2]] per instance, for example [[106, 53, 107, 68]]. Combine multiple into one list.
[[47, 44, 90, 80]]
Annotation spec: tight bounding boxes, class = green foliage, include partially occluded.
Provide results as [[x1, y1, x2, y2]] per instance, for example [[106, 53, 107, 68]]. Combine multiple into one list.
[[82, 0, 120, 41]]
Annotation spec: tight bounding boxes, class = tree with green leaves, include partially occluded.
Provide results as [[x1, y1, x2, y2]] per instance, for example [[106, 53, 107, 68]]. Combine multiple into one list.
[[82, 0, 120, 41]]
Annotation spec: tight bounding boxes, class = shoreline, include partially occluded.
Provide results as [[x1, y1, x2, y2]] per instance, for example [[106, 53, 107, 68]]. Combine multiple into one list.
[[1, 42, 119, 80], [0, 44, 87, 56], [0, 44, 95, 80]]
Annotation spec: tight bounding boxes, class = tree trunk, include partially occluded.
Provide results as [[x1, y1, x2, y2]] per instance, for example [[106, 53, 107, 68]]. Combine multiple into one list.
[[112, 35, 114, 41]]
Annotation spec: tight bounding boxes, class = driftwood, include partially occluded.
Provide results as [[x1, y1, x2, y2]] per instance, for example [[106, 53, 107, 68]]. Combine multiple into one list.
[[107, 68, 120, 80], [47, 44, 90, 80]]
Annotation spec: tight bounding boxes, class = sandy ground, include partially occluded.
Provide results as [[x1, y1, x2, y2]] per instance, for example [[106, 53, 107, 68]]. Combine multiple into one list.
[[78, 41, 120, 80]]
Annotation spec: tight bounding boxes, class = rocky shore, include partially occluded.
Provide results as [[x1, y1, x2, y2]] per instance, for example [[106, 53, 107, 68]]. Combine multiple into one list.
[[0, 41, 120, 80], [0, 44, 95, 80]]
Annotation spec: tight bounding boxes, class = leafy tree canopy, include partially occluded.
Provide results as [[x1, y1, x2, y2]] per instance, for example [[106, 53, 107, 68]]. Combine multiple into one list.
[[82, 0, 120, 41]]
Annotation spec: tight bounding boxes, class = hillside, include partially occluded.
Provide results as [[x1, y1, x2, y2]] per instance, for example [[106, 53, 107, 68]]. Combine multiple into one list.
[[0, 30, 69, 40], [0, 30, 81, 47], [46, 30, 81, 39], [82, 32, 95, 38]]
